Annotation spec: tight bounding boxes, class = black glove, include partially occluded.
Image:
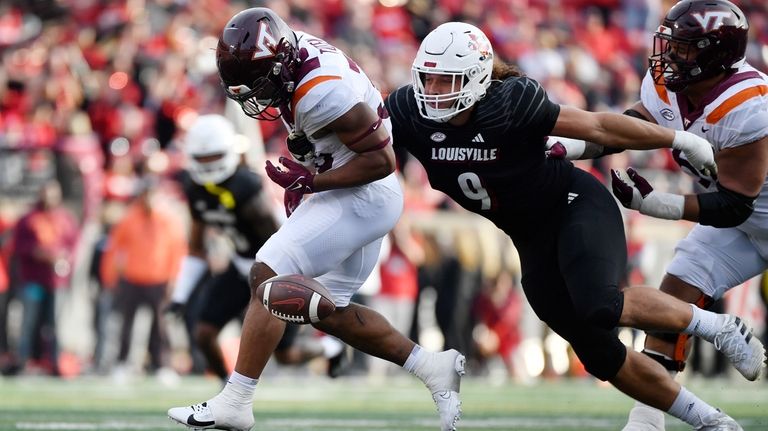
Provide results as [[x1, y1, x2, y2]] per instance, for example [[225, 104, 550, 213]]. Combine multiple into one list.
[[164, 301, 186, 318], [287, 132, 315, 165]]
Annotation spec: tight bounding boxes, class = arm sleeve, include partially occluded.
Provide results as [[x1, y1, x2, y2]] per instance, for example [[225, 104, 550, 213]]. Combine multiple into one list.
[[170, 255, 208, 303]]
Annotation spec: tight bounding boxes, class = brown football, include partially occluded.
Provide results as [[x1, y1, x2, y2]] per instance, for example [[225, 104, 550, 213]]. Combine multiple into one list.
[[256, 274, 336, 324]]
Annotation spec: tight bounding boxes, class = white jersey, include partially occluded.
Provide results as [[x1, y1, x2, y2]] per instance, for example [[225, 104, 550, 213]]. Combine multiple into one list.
[[258, 33, 403, 306], [284, 31, 390, 172], [640, 64, 768, 239]]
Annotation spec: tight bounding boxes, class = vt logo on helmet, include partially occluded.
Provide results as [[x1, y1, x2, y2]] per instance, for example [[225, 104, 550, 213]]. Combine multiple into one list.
[[216, 8, 301, 121]]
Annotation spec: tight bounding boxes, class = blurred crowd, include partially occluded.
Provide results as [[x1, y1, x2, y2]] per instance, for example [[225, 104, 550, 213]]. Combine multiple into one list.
[[0, 0, 766, 382]]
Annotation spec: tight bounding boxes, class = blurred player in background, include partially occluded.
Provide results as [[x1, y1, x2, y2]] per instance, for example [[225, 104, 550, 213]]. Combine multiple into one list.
[[167, 114, 346, 383], [168, 8, 465, 431], [386, 20, 763, 430]]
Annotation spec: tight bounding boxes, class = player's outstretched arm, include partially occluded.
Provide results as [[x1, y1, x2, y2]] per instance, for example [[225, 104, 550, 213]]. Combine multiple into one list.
[[551, 105, 716, 176], [546, 102, 656, 160]]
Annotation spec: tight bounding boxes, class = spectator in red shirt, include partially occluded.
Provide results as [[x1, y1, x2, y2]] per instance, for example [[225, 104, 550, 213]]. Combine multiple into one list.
[[4, 180, 79, 376]]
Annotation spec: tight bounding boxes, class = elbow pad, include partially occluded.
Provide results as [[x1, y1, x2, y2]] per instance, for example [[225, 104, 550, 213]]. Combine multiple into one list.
[[697, 183, 757, 228], [622, 108, 650, 122]]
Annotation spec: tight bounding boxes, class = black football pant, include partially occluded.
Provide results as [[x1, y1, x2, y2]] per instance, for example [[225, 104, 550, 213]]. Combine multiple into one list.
[[515, 169, 628, 381]]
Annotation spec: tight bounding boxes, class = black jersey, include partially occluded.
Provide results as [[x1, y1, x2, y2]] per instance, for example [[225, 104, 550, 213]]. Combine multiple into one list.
[[386, 77, 574, 235], [181, 166, 268, 258]]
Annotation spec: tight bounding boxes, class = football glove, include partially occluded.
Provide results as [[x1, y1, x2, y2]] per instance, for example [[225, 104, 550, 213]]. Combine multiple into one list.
[[287, 132, 315, 167], [265, 156, 315, 193], [672, 130, 717, 177], [611, 168, 684, 220]]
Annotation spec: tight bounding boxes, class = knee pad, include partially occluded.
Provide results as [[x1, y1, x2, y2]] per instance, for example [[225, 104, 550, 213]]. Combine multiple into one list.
[[567, 330, 627, 381], [573, 290, 624, 330], [646, 293, 714, 371]]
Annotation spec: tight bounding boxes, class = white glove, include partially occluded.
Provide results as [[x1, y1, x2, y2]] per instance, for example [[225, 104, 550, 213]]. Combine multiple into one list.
[[672, 130, 717, 176], [545, 136, 586, 160]]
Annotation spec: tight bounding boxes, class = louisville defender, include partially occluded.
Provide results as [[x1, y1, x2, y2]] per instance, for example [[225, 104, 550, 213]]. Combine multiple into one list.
[[386, 21, 764, 430], [168, 114, 345, 383], [168, 8, 464, 431], [604, 1, 768, 429]]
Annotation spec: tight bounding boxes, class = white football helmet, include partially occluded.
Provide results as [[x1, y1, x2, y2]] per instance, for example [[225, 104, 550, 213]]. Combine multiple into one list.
[[185, 114, 239, 185], [412, 22, 494, 122]]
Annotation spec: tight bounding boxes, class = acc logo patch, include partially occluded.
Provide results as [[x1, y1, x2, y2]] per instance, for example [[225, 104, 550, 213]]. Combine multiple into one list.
[[660, 108, 675, 121], [430, 132, 447, 142]]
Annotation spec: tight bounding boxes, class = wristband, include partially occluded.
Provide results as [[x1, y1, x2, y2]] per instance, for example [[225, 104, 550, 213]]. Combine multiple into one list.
[[640, 192, 685, 220]]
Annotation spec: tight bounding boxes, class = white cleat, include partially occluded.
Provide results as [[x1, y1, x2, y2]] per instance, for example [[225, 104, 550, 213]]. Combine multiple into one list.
[[713, 315, 766, 381], [694, 410, 743, 431], [622, 401, 666, 431], [422, 349, 466, 431], [167, 398, 254, 431]]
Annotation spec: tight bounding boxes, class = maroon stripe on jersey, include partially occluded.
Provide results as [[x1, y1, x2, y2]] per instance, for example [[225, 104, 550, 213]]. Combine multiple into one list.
[[346, 118, 383, 149], [358, 137, 391, 153], [295, 56, 321, 84], [677, 70, 762, 129]]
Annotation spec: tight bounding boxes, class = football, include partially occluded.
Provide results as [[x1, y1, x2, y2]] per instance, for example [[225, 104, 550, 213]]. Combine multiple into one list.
[[256, 274, 336, 324]]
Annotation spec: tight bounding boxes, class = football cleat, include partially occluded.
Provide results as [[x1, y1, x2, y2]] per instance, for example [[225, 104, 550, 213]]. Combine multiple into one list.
[[420, 349, 466, 431], [694, 410, 743, 431], [168, 399, 254, 431], [622, 401, 666, 431], [712, 315, 765, 381]]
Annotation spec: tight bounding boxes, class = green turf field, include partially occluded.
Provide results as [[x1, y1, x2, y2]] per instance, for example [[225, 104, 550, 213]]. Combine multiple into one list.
[[1, 375, 766, 430]]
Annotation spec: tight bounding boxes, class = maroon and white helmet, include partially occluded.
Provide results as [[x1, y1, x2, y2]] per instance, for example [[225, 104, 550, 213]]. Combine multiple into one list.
[[216, 8, 301, 121], [650, 0, 748, 92]]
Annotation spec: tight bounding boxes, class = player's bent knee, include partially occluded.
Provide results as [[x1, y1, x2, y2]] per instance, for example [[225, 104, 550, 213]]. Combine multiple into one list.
[[249, 262, 276, 293], [572, 290, 623, 330], [571, 335, 627, 381]]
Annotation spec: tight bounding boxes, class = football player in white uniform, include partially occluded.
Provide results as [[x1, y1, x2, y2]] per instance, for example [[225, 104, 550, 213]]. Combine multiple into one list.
[[552, 1, 768, 429], [167, 8, 464, 431]]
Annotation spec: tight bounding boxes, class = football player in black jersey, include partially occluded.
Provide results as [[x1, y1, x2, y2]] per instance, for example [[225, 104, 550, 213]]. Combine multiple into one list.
[[386, 22, 759, 430], [168, 114, 339, 382]]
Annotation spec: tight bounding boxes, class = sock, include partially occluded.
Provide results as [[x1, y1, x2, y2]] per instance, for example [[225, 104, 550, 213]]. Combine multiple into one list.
[[220, 371, 258, 407], [403, 345, 424, 373], [667, 386, 719, 428], [683, 305, 725, 342]]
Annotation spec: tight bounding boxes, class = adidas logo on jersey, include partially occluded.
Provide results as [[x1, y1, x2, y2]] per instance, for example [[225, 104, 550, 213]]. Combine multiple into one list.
[[567, 192, 579, 204], [471, 133, 485, 143]]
